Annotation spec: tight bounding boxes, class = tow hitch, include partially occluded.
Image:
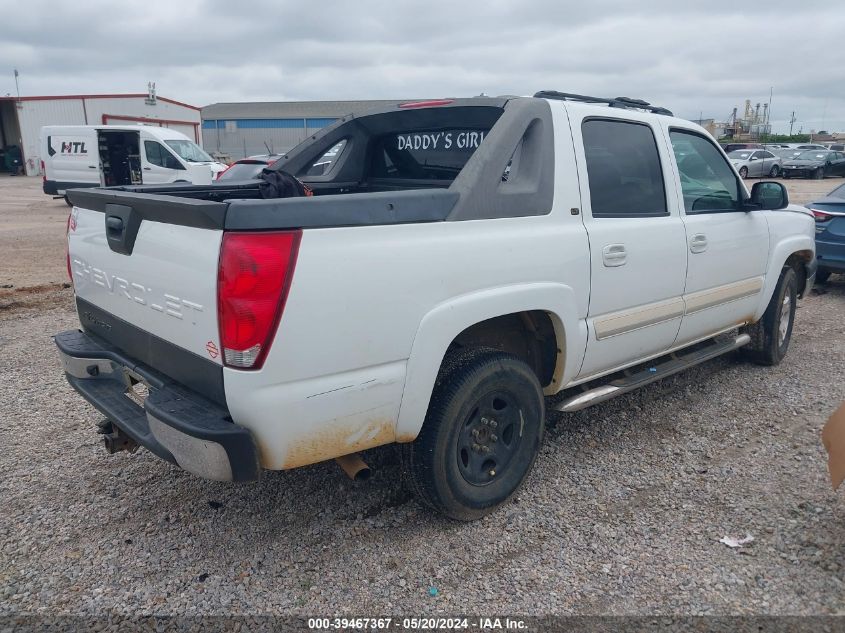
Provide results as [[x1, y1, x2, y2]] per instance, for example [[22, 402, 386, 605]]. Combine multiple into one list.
[[97, 419, 138, 454]]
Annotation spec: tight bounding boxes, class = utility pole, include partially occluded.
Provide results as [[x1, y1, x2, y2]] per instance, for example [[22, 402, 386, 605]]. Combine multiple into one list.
[[13, 68, 20, 100], [789, 111, 796, 136]]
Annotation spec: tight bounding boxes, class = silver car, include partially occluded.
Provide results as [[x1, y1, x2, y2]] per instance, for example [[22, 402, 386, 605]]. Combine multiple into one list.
[[727, 149, 782, 178]]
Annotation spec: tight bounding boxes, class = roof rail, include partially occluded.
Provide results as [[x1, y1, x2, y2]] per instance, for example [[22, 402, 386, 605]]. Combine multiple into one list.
[[533, 90, 673, 116]]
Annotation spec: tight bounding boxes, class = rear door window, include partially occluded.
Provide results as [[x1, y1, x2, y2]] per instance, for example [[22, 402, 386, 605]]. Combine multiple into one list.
[[370, 129, 489, 181], [581, 119, 668, 217]]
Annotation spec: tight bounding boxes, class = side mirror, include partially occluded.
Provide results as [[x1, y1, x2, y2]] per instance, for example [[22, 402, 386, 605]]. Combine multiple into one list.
[[749, 156, 758, 161], [749, 181, 788, 210]]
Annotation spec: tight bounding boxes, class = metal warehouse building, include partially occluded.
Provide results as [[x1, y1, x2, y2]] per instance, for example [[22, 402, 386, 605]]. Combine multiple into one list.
[[0, 92, 202, 176], [201, 100, 408, 159]]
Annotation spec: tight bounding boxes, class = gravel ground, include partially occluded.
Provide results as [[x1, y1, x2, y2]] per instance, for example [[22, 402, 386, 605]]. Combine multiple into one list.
[[1, 177, 845, 618]]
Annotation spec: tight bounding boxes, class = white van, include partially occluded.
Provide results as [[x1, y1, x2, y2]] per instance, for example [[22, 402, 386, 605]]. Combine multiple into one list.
[[40, 125, 227, 201]]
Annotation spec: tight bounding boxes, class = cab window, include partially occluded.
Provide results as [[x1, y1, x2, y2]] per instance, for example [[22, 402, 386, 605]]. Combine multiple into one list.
[[670, 130, 741, 213], [144, 141, 184, 170]]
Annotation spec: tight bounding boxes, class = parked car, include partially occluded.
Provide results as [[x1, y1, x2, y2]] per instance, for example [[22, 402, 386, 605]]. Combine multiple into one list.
[[808, 181, 845, 283], [56, 93, 816, 520], [782, 150, 845, 179], [771, 148, 802, 161], [216, 154, 282, 181], [727, 149, 782, 178], [722, 142, 763, 153], [826, 143, 845, 152]]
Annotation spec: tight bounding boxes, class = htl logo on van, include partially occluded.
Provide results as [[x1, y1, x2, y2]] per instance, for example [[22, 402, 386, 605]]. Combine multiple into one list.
[[61, 141, 87, 155], [46, 137, 88, 157]]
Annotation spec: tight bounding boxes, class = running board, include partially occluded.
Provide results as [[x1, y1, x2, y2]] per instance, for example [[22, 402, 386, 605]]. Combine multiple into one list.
[[554, 333, 751, 413]]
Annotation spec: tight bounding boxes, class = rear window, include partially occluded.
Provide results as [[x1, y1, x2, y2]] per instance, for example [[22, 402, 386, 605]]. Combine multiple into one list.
[[304, 140, 347, 177], [370, 128, 490, 181]]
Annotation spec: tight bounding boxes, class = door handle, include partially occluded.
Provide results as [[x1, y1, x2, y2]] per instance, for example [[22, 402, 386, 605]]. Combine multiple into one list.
[[88, 165, 97, 169], [143, 167, 151, 171], [690, 234, 708, 254], [602, 243, 627, 267]]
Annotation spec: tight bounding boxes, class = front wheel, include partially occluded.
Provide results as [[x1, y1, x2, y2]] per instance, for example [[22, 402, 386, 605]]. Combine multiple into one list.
[[814, 167, 826, 180], [739, 166, 749, 178], [402, 348, 545, 521], [741, 267, 797, 366], [768, 165, 780, 178]]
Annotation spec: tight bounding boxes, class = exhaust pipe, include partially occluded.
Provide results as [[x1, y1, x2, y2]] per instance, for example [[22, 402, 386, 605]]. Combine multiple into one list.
[[335, 453, 371, 482]]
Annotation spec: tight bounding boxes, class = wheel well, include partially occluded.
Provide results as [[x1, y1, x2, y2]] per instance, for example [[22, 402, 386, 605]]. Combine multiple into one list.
[[449, 311, 560, 389], [785, 250, 813, 296]]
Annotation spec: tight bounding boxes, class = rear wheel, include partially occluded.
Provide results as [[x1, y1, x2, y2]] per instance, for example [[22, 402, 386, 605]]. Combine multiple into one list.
[[402, 348, 545, 521], [741, 267, 797, 366], [739, 166, 749, 178]]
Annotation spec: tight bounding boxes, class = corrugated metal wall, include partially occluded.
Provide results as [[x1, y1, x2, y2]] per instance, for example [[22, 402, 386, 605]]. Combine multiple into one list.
[[13, 96, 202, 175], [16, 99, 85, 175], [202, 118, 337, 159]]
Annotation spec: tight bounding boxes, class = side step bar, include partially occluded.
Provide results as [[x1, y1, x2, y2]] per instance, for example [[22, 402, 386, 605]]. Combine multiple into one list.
[[555, 333, 751, 413]]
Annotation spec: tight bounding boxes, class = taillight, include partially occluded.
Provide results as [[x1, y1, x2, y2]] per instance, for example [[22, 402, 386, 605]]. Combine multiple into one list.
[[810, 209, 835, 222], [41, 160, 46, 184], [217, 231, 301, 369]]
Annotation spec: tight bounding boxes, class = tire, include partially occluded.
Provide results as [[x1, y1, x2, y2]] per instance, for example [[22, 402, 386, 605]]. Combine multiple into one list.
[[814, 167, 826, 180], [816, 270, 832, 284], [768, 165, 780, 178], [402, 348, 545, 521], [739, 166, 748, 178], [741, 267, 797, 366], [783, 173, 790, 179], [64, 195, 72, 207]]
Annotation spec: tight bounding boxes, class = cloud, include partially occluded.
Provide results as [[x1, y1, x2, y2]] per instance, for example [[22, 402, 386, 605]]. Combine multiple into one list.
[[2, 0, 843, 132]]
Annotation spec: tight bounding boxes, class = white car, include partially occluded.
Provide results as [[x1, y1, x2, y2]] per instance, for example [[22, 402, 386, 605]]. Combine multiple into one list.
[[55, 93, 816, 520], [727, 149, 782, 178]]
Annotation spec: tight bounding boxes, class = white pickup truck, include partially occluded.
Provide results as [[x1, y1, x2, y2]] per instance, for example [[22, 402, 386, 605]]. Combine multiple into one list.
[[55, 92, 816, 520]]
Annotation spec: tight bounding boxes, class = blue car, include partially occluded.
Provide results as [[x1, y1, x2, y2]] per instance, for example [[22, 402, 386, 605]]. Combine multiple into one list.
[[809, 181, 845, 282]]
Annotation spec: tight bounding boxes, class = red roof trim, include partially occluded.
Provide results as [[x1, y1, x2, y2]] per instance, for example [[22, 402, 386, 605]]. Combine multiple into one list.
[[102, 114, 201, 142], [0, 93, 201, 110]]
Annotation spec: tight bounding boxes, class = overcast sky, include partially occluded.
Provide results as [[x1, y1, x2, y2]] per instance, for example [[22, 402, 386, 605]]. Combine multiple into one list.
[[3, 0, 843, 133]]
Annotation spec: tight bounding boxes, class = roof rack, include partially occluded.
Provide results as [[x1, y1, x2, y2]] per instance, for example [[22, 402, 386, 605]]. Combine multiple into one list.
[[533, 90, 673, 116]]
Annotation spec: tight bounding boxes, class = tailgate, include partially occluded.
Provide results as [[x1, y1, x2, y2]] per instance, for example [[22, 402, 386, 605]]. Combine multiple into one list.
[[67, 190, 226, 369]]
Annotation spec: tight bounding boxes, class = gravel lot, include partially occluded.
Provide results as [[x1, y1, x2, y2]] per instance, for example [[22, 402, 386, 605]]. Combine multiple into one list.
[[1, 176, 844, 617]]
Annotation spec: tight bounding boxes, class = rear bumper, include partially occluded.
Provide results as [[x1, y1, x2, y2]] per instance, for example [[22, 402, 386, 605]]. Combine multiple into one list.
[[43, 180, 99, 196], [53, 329, 259, 482]]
